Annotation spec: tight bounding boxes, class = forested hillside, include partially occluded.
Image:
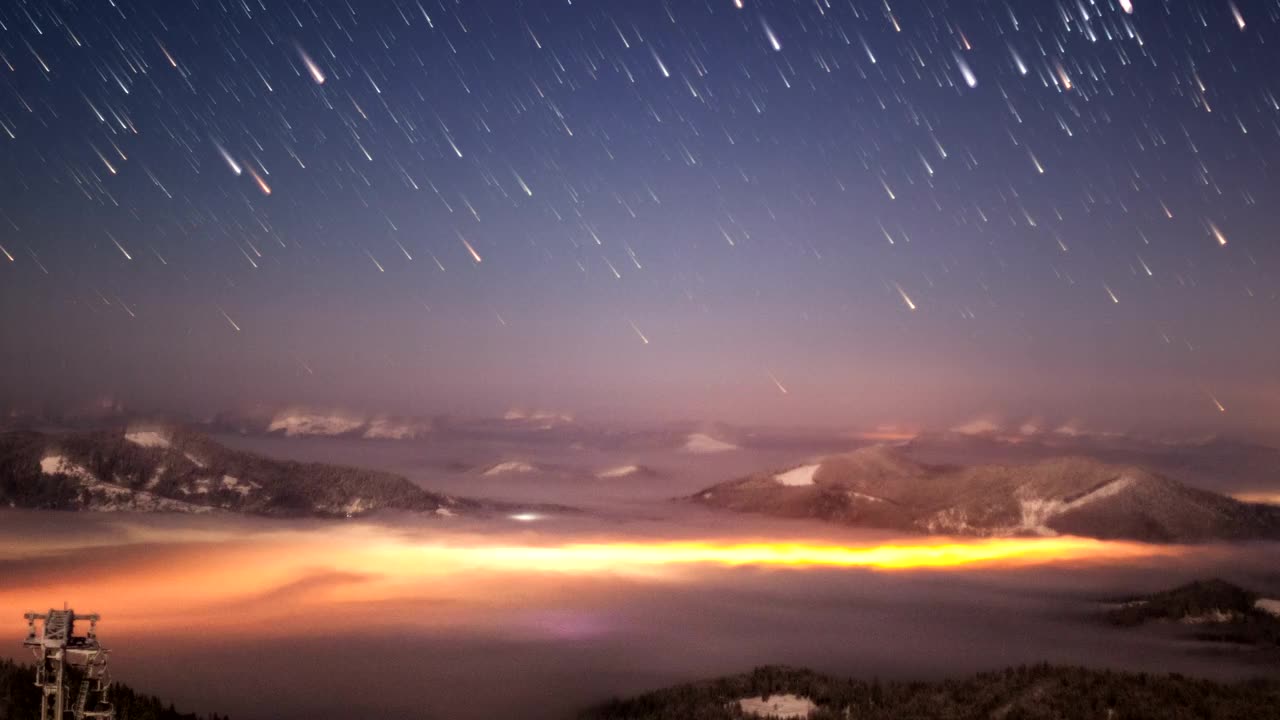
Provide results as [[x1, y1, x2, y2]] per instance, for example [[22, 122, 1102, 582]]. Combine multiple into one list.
[[0, 427, 480, 518], [0, 658, 226, 720], [584, 664, 1280, 719]]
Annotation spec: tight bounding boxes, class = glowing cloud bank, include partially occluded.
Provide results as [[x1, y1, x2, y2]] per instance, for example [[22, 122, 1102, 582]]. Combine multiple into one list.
[[383, 536, 1177, 574]]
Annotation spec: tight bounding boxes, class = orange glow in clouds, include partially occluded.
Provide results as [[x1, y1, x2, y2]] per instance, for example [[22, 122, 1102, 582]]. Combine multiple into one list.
[[375, 536, 1174, 574], [0, 525, 1181, 635]]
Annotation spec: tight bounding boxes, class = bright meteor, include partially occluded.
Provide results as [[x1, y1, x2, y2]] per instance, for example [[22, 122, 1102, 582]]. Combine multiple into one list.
[[298, 45, 326, 85]]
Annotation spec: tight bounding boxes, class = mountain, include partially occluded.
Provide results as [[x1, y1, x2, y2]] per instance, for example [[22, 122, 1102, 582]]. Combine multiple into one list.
[[682, 432, 739, 454], [904, 432, 1280, 498], [1106, 579, 1280, 646], [0, 427, 489, 518], [690, 446, 1280, 542], [582, 663, 1280, 719]]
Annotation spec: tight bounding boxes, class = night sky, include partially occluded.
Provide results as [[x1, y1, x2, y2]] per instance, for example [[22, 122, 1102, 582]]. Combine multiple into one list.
[[1, 0, 1278, 435]]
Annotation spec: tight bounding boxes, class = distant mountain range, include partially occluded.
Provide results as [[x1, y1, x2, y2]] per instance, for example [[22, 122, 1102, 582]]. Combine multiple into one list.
[[12, 406, 1279, 494], [0, 405, 767, 454], [0, 427, 509, 518], [691, 446, 1280, 542]]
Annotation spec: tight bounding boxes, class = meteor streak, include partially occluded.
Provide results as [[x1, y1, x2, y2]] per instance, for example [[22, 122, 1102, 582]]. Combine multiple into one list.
[[894, 282, 916, 310], [628, 319, 649, 345], [954, 52, 977, 88], [1208, 220, 1227, 246], [108, 233, 132, 260], [157, 40, 178, 67], [248, 166, 272, 195], [768, 371, 788, 395], [1207, 390, 1226, 413], [298, 45, 326, 84], [214, 141, 242, 175], [1008, 43, 1027, 75], [651, 47, 670, 78], [761, 19, 781, 51], [1054, 60, 1073, 90], [217, 306, 241, 332], [460, 234, 482, 263], [1229, 2, 1245, 30], [92, 145, 116, 174], [513, 170, 532, 196]]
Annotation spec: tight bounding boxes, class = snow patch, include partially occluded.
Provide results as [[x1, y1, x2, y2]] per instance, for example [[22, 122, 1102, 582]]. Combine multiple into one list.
[[43, 454, 210, 514], [1181, 610, 1240, 624], [342, 498, 371, 515], [1053, 422, 1084, 437], [503, 408, 574, 425], [484, 461, 538, 476], [362, 417, 423, 440], [83, 485, 211, 514], [268, 409, 365, 437], [774, 464, 820, 486], [683, 433, 738, 454], [1017, 475, 1136, 535], [923, 508, 983, 535], [40, 456, 95, 483], [125, 430, 171, 448], [1256, 598, 1280, 618], [848, 491, 885, 503], [737, 694, 817, 719], [597, 465, 640, 479], [221, 475, 255, 497]]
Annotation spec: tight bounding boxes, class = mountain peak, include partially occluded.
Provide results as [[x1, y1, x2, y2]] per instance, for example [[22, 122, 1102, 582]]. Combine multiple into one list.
[[813, 445, 924, 483], [692, 449, 1280, 543]]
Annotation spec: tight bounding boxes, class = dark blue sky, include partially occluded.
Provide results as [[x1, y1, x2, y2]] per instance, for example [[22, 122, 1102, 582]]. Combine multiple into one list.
[[1, 0, 1278, 435]]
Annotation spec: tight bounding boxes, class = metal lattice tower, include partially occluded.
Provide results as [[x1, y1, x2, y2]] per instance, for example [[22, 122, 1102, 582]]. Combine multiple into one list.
[[23, 609, 114, 720]]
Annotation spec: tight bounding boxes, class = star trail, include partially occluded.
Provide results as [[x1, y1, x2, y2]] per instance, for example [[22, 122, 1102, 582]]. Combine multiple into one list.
[[0, 0, 1278, 434]]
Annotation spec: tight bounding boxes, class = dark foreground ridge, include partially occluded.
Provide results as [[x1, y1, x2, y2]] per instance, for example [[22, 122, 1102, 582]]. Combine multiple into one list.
[[0, 658, 225, 720], [691, 445, 1280, 543], [0, 427, 554, 518], [582, 663, 1280, 720]]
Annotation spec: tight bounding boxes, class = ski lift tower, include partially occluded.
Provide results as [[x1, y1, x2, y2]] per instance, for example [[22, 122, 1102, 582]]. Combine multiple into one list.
[[23, 609, 114, 720]]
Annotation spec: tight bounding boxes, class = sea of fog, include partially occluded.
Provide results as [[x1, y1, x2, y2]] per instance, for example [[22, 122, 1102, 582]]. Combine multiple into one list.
[[2, 435, 1278, 719]]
